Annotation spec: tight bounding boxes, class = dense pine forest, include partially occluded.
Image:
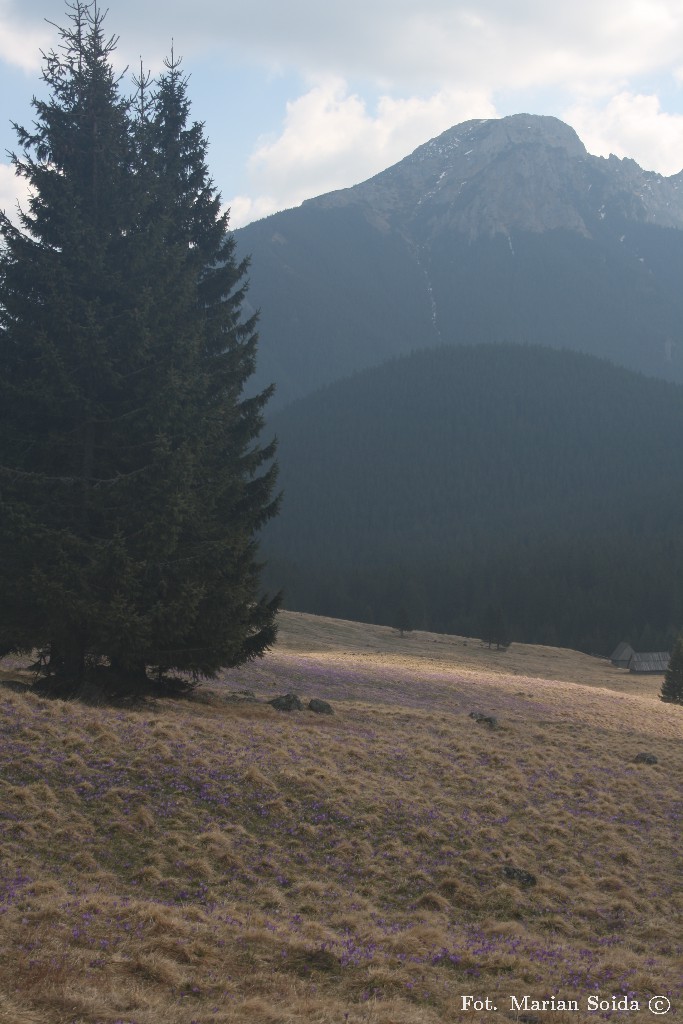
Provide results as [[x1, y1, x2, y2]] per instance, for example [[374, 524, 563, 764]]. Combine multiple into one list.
[[262, 344, 683, 654]]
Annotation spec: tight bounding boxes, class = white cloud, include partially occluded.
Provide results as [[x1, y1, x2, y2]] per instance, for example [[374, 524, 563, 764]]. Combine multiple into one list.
[[5, 0, 683, 224], [565, 93, 683, 174], [227, 78, 496, 226], [8, 0, 683, 91], [0, 3, 49, 72], [225, 195, 281, 229]]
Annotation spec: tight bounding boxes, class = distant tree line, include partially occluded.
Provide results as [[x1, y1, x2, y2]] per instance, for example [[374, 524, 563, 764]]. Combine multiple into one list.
[[262, 344, 683, 656]]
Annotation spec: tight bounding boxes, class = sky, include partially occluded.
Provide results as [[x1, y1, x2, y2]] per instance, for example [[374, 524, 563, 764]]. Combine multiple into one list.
[[2, 0, 683, 229]]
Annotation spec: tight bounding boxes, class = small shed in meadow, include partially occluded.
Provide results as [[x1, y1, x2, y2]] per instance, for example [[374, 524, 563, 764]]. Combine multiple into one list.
[[610, 642, 634, 668], [628, 651, 670, 674]]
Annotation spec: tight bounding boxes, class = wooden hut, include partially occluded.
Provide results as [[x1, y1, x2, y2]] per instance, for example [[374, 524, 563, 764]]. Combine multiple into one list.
[[610, 642, 634, 668], [628, 652, 670, 674]]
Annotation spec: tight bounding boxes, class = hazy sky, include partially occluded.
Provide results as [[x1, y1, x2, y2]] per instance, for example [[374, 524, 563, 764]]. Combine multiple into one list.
[[2, 0, 683, 228]]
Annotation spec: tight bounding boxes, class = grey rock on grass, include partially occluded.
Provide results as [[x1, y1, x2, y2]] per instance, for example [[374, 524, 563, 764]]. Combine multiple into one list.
[[268, 693, 303, 712], [308, 698, 334, 715], [633, 752, 658, 765]]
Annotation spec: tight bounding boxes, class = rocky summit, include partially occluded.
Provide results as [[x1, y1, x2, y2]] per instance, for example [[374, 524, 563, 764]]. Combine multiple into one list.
[[309, 114, 683, 240], [236, 114, 683, 407]]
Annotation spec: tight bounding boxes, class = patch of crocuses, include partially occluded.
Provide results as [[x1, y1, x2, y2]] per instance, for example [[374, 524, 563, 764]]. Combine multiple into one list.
[[1, 646, 681, 1020]]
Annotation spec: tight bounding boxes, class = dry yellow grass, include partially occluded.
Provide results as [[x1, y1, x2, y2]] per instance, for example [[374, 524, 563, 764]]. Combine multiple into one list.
[[276, 611, 665, 697], [0, 612, 681, 1023]]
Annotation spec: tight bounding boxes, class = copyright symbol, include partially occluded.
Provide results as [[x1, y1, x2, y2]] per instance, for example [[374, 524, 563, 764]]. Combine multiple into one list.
[[649, 996, 671, 1014]]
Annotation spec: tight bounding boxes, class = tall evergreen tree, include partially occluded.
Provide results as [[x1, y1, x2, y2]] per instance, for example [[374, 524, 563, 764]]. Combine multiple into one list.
[[0, 3, 279, 695], [128, 49, 280, 680], [660, 633, 683, 705], [482, 604, 509, 650]]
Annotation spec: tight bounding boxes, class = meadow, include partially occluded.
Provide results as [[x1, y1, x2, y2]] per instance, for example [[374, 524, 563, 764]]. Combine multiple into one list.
[[0, 611, 681, 1024]]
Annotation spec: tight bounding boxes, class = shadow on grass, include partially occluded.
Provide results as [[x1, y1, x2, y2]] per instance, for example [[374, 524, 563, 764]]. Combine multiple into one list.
[[0, 666, 199, 707]]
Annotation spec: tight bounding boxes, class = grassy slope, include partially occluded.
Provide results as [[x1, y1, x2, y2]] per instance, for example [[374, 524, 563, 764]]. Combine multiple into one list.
[[0, 611, 681, 1024]]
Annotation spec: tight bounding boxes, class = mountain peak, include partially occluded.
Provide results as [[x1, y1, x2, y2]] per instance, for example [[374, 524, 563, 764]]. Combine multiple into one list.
[[237, 111, 683, 408], [414, 114, 587, 165], [308, 113, 683, 241]]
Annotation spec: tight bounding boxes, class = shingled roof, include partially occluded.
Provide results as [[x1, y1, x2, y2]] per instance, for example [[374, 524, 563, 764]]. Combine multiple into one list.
[[610, 642, 634, 668], [628, 651, 670, 674]]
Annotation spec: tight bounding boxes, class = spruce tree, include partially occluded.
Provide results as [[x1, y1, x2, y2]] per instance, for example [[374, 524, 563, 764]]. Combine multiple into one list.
[[393, 604, 413, 638], [660, 634, 683, 705], [129, 49, 280, 680], [482, 604, 509, 650], [0, 3, 279, 695]]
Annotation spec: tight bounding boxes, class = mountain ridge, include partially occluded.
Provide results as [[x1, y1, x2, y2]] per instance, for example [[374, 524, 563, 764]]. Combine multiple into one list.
[[236, 113, 683, 408], [305, 114, 683, 240]]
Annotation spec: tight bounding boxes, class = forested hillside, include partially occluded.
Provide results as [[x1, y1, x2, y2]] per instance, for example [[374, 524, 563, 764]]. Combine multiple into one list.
[[262, 344, 683, 654]]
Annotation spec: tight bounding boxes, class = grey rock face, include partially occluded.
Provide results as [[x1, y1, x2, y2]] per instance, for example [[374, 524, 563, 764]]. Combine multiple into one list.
[[310, 113, 683, 242], [268, 693, 303, 712], [308, 698, 334, 715]]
